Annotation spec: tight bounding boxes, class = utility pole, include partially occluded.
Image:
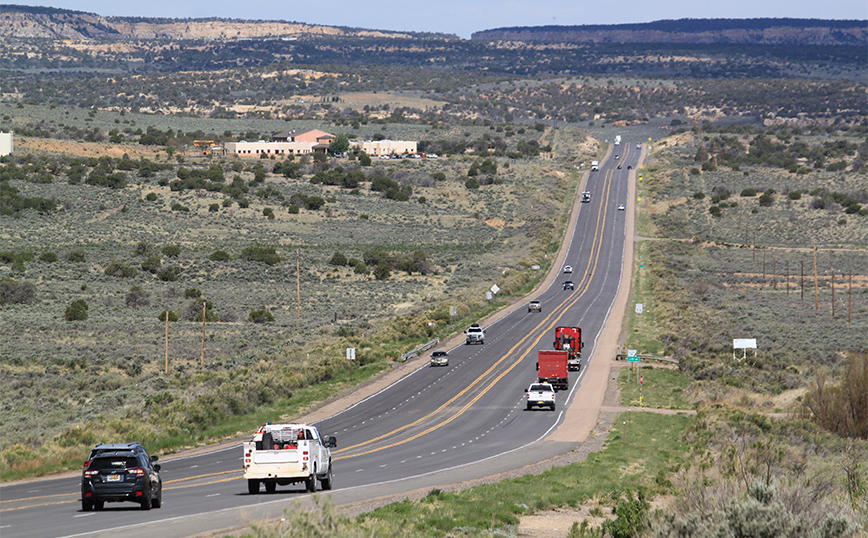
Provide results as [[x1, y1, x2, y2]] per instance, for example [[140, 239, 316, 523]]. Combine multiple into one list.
[[201, 302, 206, 367], [813, 242, 819, 310], [297, 249, 301, 318], [165, 313, 169, 374]]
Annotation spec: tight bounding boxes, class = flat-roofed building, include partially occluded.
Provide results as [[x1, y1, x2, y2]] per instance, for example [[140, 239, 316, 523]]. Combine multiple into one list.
[[0, 131, 12, 157], [353, 139, 417, 156], [224, 140, 316, 156]]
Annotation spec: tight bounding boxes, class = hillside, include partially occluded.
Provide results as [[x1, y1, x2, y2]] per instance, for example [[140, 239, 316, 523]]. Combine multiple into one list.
[[472, 18, 868, 46], [0, 4, 417, 40]]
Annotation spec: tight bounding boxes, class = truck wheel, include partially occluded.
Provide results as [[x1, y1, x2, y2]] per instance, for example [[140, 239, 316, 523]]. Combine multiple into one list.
[[152, 490, 162, 508], [261, 432, 274, 450], [247, 479, 260, 494], [526, 403, 532, 411], [140, 490, 152, 510], [305, 473, 317, 493], [320, 464, 333, 490], [82, 499, 93, 511], [550, 404, 556, 411], [264, 480, 276, 494]]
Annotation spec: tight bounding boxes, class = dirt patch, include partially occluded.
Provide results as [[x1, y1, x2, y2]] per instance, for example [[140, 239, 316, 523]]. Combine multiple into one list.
[[16, 135, 162, 159]]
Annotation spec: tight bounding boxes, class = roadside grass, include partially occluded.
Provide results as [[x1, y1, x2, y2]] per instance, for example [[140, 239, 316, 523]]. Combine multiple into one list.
[[623, 239, 665, 357], [618, 366, 693, 410], [356, 412, 694, 536]]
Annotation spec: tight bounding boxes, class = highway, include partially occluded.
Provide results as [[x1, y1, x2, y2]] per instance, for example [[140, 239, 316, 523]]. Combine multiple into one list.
[[0, 143, 642, 538]]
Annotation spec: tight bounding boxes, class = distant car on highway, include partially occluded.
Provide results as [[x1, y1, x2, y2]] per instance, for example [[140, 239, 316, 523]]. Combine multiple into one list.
[[563, 281, 575, 290], [528, 300, 542, 313], [563, 265, 573, 274], [430, 350, 449, 367], [618, 204, 625, 211]]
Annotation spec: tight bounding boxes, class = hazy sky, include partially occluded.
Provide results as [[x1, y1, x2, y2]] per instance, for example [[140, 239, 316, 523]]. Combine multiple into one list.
[[10, 0, 868, 38]]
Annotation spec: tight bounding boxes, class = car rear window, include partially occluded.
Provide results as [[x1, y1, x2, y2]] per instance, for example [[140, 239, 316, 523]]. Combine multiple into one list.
[[89, 457, 139, 470], [530, 385, 552, 392]]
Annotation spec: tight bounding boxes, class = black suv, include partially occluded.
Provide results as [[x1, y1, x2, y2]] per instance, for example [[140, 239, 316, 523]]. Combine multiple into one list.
[[81, 450, 162, 511], [87, 442, 154, 463]]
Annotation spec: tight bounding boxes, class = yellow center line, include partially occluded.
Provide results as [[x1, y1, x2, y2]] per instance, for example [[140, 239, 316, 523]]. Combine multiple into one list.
[[335, 167, 617, 460]]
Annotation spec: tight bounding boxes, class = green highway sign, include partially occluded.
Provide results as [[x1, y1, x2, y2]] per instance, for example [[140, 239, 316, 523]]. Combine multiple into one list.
[[627, 349, 640, 362]]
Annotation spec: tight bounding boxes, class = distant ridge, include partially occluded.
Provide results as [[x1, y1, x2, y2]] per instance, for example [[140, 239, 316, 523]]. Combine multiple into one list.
[[472, 18, 868, 46], [0, 4, 427, 40]]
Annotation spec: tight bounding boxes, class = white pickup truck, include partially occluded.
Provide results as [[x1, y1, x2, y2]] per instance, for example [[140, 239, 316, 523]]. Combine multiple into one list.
[[242, 423, 336, 494], [524, 382, 556, 411], [465, 323, 485, 345]]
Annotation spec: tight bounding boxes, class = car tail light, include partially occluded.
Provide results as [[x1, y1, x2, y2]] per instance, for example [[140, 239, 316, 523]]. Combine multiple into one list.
[[84, 470, 99, 477], [83, 460, 91, 469], [127, 468, 146, 476]]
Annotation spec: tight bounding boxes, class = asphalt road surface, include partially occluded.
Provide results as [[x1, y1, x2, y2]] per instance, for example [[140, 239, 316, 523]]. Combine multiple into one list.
[[0, 143, 642, 538]]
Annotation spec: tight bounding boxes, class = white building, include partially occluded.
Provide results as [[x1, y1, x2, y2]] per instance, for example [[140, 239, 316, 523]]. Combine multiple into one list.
[[0, 131, 12, 157], [353, 140, 417, 157], [224, 140, 318, 156]]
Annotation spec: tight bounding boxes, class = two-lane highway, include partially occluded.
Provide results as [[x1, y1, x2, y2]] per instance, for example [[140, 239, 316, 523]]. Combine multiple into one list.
[[0, 143, 643, 538]]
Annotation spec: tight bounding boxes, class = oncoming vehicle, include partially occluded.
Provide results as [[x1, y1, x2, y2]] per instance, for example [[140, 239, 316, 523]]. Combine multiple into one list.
[[528, 300, 542, 313], [430, 350, 449, 366], [618, 204, 625, 211], [81, 450, 162, 511], [465, 323, 485, 345], [563, 281, 575, 290]]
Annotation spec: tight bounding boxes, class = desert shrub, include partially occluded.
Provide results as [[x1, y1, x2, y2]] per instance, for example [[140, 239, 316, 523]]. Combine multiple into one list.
[[374, 264, 391, 281], [158, 310, 179, 322], [66, 249, 86, 262], [145, 192, 158, 201], [741, 188, 758, 197], [171, 202, 190, 212], [329, 252, 348, 266], [693, 192, 705, 200], [801, 354, 868, 439], [603, 489, 649, 538], [186, 300, 218, 322], [708, 205, 722, 217], [287, 204, 300, 214], [788, 191, 802, 200], [209, 250, 232, 261], [0, 278, 36, 305], [690, 168, 701, 175], [161, 245, 180, 258], [184, 288, 202, 299], [248, 309, 275, 323], [141, 255, 162, 273], [64, 299, 88, 321], [354, 261, 368, 275], [39, 252, 58, 263], [208, 203, 219, 212], [104, 261, 137, 278], [240, 246, 283, 266], [263, 207, 275, 219], [758, 193, 774, 207], [157, 266, 178, 282], [465, 177, 480, 189], [305, 196, 325, 210], [134, 240, 155, 257], [125, 286, 150, 307]]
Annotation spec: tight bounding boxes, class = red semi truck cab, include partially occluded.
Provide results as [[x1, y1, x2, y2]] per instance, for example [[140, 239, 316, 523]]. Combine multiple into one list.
[[553, 326, 583, 371], [536, 350, 569, 391]]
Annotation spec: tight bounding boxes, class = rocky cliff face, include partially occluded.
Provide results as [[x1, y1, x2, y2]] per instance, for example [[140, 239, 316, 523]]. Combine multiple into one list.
[[472, 20, 868, 46], [0, 7, 405, 40]]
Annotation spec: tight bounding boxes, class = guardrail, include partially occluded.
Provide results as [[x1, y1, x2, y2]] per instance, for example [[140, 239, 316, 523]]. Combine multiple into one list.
[[615, 353, 679, 364], [399, 337, 440, 362]]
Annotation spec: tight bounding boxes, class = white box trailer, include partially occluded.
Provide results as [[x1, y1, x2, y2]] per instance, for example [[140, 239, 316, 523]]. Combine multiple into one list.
[[242, 423, 336, 494]]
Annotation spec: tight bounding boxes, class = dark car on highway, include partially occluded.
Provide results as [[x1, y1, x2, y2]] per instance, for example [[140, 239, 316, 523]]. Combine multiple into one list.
[[81, 450, 162, 511]]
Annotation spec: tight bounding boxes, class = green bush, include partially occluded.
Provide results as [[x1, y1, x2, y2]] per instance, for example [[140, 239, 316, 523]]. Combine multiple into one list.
[[758, 193, 774, 207], [145, 192, 158, 201], [66, 249, 86, 262], [287, 204, 300, 214], [158, 310, 179, 322], [693, 192, 705, 200], [104, 261, 137, 278], [157, 266, 178, 282], [248, 309, 275, 323], [0, 278, 36, 305], [64, 299, 88, 321], [354, 261, 368, 275], [374, 263, 391, 280], [329, 252, 348, 266], [209, 250, 232, 261], [208, 203, 220, 212], [465, 177, 479, 189], [141, 255, 162, 273], [240, 246, 283, 266], [125, 286, 150, 307], [161, 245, 181, 258], [184, 288, 202, 299], [171, 202, 189, 212], [39, 252, 58, 263]]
